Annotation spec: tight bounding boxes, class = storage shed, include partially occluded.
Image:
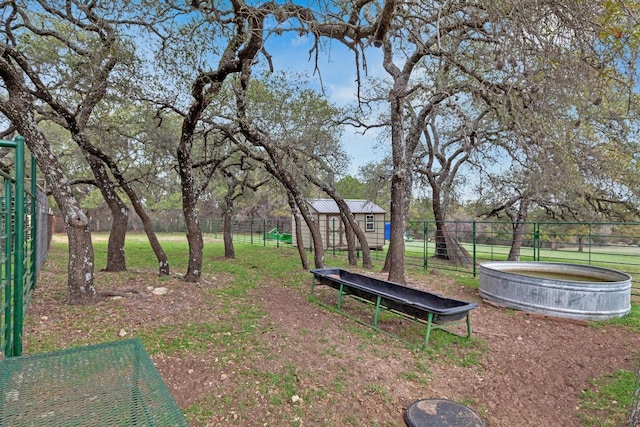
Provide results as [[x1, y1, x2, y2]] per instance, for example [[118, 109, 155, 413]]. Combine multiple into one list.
[[292, 199, 386, 250]]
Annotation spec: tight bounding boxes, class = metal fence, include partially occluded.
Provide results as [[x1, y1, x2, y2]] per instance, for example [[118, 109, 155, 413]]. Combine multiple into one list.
[[0, 136, 49, 358], [632, 360, 640, 426], [194, 217, 640, 296], [408, 220, 640, 296], [202, 217, 294, 248]]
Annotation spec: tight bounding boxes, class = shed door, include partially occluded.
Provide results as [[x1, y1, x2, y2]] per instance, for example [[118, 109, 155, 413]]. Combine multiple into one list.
[[325, 215, 344, 249]]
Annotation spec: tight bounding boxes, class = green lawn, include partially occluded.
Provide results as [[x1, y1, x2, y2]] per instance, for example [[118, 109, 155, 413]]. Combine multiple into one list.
[[26, 233, 640, 426]]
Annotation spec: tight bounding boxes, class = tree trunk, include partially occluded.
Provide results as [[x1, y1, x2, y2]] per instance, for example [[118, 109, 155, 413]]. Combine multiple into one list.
[[385, 178, 407, 282], [131, 193, 170, 276], [341, 211, 358, 266], [179, 182, 204, 280], [106, 210, 129, 271], [384, 93, 408, 283], [223, 196, 235, 259], [507, 222, 526, 261], [177, 122, 203, 281], [277, 170, 325, 268], [0, 54, 99, 304], [291, 184, 325, 268], [91, 160, 169, 276], [340, 203, 373, 268], [71, 133, 170, 276], [434, 221, 449, 260], [379, 36, 411, 282], [507, 198, 530, 261], [183, 203, 204, 281], [176, 69, 215, 282], [431, 185, 450, 260], [65, 218, 97, 303], [83, 152, 128, 271], [6, 115, 97, 303], [279, 177, 325, 268], [288, 192, 309, 270]]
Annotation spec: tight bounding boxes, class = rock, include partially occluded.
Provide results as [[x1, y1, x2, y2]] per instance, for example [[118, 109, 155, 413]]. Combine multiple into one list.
[[291, 395, 302, 403], [119, 329, 127, 337], [152, 287, 169, 296]]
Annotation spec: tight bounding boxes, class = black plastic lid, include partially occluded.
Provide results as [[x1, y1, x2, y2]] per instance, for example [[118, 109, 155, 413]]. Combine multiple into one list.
[[404, 398, 486, 427]]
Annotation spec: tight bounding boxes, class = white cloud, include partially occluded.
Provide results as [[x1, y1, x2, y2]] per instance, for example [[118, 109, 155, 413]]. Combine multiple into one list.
[[290, 34, 308, 47], [341, 127, 385, 176], [327, 82, 359, 106]]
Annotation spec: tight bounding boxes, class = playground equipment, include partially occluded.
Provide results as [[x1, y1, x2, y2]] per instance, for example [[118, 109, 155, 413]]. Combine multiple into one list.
[[264, 227, 292, 243]]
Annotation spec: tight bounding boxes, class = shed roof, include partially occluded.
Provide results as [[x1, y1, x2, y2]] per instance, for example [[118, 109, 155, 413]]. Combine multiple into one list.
[[308, 199, 386, 214]]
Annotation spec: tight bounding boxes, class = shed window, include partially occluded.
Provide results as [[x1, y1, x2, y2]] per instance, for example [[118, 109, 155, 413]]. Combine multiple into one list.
[[365, 215, 375, 231]]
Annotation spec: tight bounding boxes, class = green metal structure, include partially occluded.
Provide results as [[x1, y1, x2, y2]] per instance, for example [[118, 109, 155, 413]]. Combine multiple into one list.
[[0, 136, 42, 358], [264, 227, 292, 243], [0, 338, 188, 426]]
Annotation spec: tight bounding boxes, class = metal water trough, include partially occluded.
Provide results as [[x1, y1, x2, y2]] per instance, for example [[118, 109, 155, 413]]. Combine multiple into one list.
[[479, 261, 632, 321], [310, 268, 477, 348]]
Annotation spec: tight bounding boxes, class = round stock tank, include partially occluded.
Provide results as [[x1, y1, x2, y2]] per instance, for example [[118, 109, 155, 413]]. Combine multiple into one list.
[[479, 262, 631, 321]]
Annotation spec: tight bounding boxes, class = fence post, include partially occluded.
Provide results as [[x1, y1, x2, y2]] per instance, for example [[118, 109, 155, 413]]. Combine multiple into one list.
[[490, 222, 494, 260], [472, 220, 477, 277], [533, 222, 540, 262], [3, 179, 13, 356], [588, 223, 591, 265], [423, 221, 428, 269], [29, 152, 37, 296], [332, 218, 335, 256], [12, 136, 25, 357]]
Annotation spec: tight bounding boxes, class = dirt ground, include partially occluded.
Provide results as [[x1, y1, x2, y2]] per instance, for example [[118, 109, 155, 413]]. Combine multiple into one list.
[[24, 262, 640, 427]]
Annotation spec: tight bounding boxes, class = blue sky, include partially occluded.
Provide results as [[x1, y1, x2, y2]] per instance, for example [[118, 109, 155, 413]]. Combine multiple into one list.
[[264, 32, 388, 176]]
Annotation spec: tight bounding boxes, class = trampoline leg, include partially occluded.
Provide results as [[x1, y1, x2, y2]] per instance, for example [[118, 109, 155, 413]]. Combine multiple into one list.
[[423, 312, 434, 349], [337, 283, 344, 310], [373, 296, 382, 327], [466, 312, 472, 338]]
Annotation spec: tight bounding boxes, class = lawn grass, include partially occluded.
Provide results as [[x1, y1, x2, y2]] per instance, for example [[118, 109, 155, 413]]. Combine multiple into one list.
[[607, 302, 640, 333], [27, 233, 640, 426], [124, 235, 640, 426], [578, 369, 638, 427], [34, 235, 489, 423], [184, 230, 640, 294]]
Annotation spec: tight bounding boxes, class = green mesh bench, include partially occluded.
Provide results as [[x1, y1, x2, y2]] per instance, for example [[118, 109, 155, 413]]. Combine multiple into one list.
[[0, 338, 187, 426]]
